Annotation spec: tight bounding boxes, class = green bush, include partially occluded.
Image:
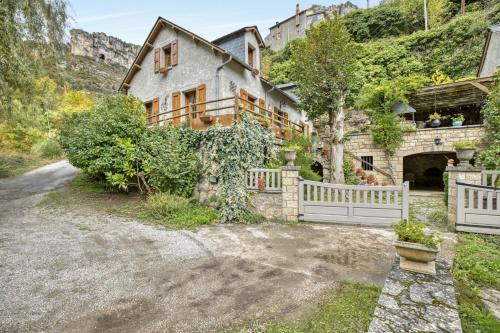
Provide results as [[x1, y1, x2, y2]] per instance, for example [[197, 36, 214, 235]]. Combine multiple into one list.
[[146, 192, 191, 219], [0, 123, 45, 152], [30, 138, 63, 158], [167, 205, 219, 229], [393, 219, 442, 248], [443, 172, 449, 206], [139, 126, 200, 197]]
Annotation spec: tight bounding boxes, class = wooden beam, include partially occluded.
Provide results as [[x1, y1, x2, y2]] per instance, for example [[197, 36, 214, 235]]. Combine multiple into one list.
[[145, 42, 153, 48], [469, 81, 490, 94], [133, 63, 141, 69]]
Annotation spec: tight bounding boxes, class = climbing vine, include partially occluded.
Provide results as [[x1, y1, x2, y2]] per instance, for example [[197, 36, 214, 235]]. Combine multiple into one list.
[[476, 76, 500, 169], [199, 115, 274, 222]]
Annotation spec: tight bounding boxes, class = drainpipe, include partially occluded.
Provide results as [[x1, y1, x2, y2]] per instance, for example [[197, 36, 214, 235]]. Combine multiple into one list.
[[215, 54, 232, 114]]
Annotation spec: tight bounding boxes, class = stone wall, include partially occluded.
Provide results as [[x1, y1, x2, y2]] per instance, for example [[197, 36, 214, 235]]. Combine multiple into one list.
[[70, 29, 140, 68], [249, 191, 283, 220], [344, 125, 485, 185]]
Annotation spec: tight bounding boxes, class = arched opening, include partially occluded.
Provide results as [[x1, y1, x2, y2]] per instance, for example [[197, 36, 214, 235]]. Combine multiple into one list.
[[403, 152, 456, 191], [98, 53, 105, 60], [311, 161, 324, 180]]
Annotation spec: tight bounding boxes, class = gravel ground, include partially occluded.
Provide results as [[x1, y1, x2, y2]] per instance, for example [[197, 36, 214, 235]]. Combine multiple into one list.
[[0, 161, 397, 332]]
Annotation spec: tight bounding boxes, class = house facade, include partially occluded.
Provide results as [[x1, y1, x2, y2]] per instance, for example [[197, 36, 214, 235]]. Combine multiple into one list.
[[265, 3, 357, 52], [119, 17, 309, 137]]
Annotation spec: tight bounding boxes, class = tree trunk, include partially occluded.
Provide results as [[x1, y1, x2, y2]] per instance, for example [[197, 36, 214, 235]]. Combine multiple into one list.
[[328, 94, 345, 184]]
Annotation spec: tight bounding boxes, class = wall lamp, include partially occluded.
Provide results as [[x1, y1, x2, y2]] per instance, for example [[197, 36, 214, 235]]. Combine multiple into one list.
[[434, 137, 443, 146]]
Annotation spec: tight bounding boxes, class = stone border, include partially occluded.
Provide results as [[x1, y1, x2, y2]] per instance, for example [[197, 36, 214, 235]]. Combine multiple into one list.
[[368, 258, 462, 333]]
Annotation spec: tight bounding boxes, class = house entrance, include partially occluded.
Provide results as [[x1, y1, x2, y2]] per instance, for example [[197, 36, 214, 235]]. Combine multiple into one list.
[[403, 152, 456, 190]]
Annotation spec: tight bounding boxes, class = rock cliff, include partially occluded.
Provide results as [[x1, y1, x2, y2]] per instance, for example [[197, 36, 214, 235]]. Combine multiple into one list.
[[70, 29, 140, 68]]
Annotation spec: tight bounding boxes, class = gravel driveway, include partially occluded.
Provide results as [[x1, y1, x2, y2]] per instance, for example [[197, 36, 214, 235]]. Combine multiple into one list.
[[0, 161, 396, 332]]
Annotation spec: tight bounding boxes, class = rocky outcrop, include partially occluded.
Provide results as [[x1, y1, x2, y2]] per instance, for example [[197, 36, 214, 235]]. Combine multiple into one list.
[[70, 29, 140, 68]]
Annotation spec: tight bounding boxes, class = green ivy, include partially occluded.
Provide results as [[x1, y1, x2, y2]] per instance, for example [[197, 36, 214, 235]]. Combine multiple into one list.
[[199, 115, 274, 222], [476, 77, 500, 170]]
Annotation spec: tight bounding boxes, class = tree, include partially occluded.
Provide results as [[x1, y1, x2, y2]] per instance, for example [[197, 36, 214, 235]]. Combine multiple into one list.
[[291, 18, 358, 183], [0, 0, 67, 121]]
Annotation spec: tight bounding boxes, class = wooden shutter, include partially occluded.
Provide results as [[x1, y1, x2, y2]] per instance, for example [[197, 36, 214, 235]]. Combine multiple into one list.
[[171, 40, 178, 66], [196, 84, 206, 115], [258, 99, 265, 115], [172, 92, 181, 126], [154, 48, 160, 73], [152, 97, 159, 126], [284, 112, 289, 126], [240, 89, 248, 111]]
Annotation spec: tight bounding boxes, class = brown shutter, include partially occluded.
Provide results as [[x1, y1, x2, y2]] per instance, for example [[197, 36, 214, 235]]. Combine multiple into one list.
[[258, 99, 265, 115], [196, 84, 206, 115], [171, 40, 178, 66], [154, 48, 160, 73], [240, 89, 248, 111], [284, 112, 289, 126], [152, 97, 159, 126], [172, 92, 181, 126]]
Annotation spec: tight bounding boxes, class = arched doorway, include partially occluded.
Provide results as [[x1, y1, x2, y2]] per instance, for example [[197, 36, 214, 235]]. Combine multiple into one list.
[[311, 161, 324, 181], [403, 152, 456, 191]]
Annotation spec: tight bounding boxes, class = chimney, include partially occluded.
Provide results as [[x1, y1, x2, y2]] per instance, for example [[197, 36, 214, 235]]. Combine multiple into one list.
[[295, 3, 300, 26], [296, 4, 300, 15]]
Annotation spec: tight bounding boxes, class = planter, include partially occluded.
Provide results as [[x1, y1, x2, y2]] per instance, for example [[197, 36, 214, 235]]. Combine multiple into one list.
[[394, 240, 439, 275], [455, 148, 475, 166], [284, 150, 297, 166], [452, 120, 463, 127], [430, 119, 441, 127]]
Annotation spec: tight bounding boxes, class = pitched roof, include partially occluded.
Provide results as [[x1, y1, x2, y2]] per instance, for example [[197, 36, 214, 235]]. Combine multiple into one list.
[[478, 24, 500, 77], [119, 17, 295, 104], [212, 26, 265, 48]]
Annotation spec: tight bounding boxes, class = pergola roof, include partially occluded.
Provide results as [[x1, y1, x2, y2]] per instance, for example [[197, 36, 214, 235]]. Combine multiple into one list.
[[407, 76, 495, 112]]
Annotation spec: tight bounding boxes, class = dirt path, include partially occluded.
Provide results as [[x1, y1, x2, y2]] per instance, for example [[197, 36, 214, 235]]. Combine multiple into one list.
[[0, 162, 396, 332]]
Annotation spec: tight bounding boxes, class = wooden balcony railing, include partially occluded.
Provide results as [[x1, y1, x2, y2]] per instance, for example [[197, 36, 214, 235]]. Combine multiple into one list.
[[146, 95, 306, 138]]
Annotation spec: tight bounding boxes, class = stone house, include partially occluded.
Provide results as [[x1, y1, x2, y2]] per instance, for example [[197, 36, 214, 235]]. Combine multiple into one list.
[[264, 2, 358, 52], [119, 17, 310, 137]]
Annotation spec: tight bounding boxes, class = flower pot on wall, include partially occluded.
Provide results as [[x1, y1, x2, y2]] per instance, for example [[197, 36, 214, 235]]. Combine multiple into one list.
[[284, 150, 297, 166], [430, 119, 441, 127], [455, 148, 475, 166], [452, 120, 463, 127], [394, 240, 439, 275]]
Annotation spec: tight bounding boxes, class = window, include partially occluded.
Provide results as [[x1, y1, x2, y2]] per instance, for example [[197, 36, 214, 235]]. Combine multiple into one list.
[[247, 44, 254, 68], [144, 101, 153, 125], [361, 156, 374, 171], [248, 95, 256, 111], [184, 90, 197, 119], [155, 40, 177, 73], [164, 45, 172, 68]]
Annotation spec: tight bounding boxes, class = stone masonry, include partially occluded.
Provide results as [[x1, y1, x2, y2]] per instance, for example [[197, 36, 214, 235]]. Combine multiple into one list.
[[344, 125, 485, 185], [446, 165, 482, 230], [281, 166, 300, 222], [369, 258, 462, 333]]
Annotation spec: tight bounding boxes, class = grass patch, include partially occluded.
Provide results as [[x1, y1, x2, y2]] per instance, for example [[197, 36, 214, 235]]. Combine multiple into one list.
[[0, 151, 58, 179], [453, 234, 500, 333], [229, 281, 381, 333]]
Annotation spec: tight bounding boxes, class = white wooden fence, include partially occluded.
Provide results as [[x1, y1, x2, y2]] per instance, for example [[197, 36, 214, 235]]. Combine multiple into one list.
[[299, 180, 409, 226], [482, 170, 500, 187], [246, 168, 281, 191], [456, 179, 499, 235]]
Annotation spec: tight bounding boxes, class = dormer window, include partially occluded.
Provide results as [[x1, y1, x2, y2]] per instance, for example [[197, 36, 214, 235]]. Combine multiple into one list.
[[247, 44, 255, 68]]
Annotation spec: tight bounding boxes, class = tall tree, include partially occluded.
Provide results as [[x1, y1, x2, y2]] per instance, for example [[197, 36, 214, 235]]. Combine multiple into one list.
[[0, 0, 67, 121], [291, 18, 358, 183]]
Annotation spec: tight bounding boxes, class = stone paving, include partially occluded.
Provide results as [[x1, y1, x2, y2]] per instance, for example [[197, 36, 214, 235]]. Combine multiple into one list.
[[368, 258, 462, 333]]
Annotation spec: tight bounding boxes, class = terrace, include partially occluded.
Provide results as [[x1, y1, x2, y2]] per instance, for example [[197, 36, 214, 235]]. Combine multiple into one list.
[[146, 95, 308, 139]]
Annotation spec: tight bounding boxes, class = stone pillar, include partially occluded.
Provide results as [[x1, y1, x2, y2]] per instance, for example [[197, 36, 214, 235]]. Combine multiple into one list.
[[281, 166, 300, 222], [446, 165, 482, 230]]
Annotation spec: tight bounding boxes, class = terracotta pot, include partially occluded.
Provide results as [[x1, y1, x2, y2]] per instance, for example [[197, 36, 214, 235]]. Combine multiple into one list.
[[394, 240, 439, 262], [455, 148, 475, 166], [284, 150, 296, 166]]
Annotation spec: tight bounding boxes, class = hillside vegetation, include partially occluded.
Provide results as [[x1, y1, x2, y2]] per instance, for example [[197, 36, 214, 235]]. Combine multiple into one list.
[[264, 1, 500, 88]]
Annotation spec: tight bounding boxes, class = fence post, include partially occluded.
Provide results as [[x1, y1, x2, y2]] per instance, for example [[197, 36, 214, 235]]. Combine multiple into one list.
[[402, 181, 409, 220], [456, 179, 465, 227], [281, 165, 301, 222]]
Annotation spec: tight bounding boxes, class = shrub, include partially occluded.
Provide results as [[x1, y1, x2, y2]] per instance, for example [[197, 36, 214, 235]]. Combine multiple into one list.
[[453, 141, 478, 149], [393, 219, 442, 248], [443, 172, 449, 206], [30, 139, 63, 158], [167, 205, 219, 229], [146, 192, 191, 219], [0, 123, 45, 152], [59, 94, 146, 189], [139, 126, 200, 197]]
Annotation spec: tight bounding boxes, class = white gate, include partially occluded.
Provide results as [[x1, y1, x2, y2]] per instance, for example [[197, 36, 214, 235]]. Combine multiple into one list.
[[456, 181, 499, 235], [298, 180, 409, 226]]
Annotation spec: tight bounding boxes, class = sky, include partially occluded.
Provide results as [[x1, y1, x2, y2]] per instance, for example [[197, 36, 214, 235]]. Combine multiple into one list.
[[68, 0, 381, 45]]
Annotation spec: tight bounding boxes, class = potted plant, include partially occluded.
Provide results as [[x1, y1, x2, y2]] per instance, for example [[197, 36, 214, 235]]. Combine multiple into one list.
[[453, 141, 477, 166], [257, 176, 265, 192], [451, 114, 464, 127], [428, 112, 442, 127], [355, 168, 363, 177], [393, 220, 442, 275], [367, 174, 375, 185]]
